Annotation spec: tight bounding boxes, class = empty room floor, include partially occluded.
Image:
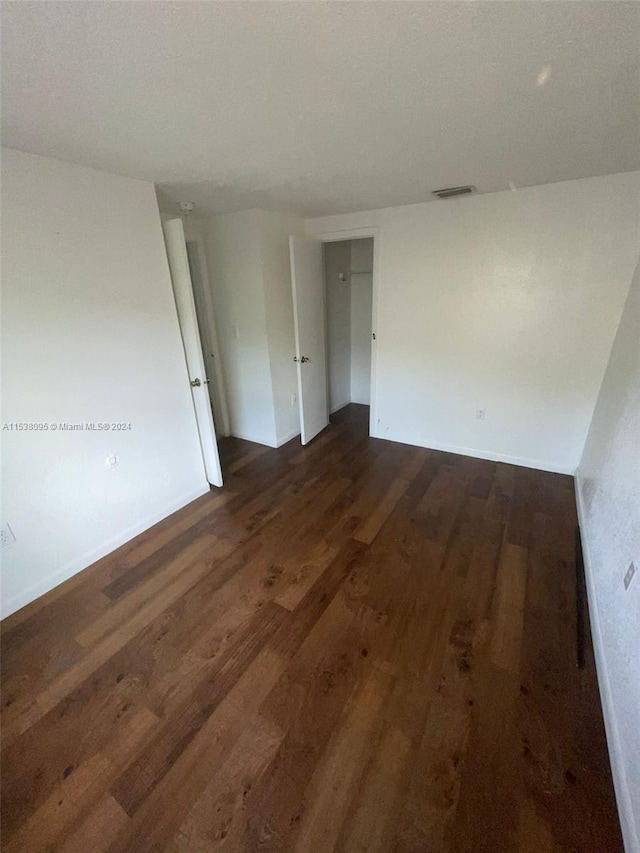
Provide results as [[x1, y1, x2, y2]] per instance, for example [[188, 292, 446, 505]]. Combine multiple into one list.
[[1, 405, 622, 852]]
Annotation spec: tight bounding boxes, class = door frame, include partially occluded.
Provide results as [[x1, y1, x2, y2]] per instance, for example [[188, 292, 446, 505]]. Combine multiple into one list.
[[181, 226, 231, 437], [311, 227, 379, 439]]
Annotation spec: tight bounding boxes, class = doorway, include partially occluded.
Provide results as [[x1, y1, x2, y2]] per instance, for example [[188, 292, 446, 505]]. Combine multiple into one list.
[[324, 238, 374, 430], [289, 231, 377, 445]]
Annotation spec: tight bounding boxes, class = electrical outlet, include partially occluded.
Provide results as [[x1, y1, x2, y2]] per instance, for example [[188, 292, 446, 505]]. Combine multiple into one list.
[[1, 523, 16, 548], [624, 561, 636, 591], [476, 409, 486, 420]]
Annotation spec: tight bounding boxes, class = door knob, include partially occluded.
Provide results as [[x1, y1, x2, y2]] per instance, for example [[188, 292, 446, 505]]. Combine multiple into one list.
[[190, 378, 202, 387], [294, 356, 310, 363]]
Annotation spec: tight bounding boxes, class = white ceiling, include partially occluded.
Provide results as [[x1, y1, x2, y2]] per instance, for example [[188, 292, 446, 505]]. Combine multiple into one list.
[[2, 2, 639, 218]]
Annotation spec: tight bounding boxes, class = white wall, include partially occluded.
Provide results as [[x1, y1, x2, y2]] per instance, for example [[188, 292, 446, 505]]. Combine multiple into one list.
[[259, 210, 303, 446], [349, 239, 373, 405], [576, 259, 640, 853], [324, 240, 352, 413], [350, 238, 373, 274], [206, 210, 278, 446], [307, 172, 640, 473], [1, 148, 209, 618]]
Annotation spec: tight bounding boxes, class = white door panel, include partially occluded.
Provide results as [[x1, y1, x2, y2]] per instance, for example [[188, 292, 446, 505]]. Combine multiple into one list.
[[163, 218, 223, 487], [185, 238, 229, 437], [289, 235, 328, 445]]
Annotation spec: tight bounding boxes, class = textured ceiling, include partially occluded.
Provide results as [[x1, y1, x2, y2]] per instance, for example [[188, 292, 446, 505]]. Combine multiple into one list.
[[2, 1, 639, 217]]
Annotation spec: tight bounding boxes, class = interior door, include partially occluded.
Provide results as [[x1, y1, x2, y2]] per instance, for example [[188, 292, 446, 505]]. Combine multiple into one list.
[[163, 218, 223, 487], [185, 238, 230, 437], [289, 235, 328, 444]]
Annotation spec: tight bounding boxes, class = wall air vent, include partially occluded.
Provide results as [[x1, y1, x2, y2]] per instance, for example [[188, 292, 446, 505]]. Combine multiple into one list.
[[432, 185, 477, 199]]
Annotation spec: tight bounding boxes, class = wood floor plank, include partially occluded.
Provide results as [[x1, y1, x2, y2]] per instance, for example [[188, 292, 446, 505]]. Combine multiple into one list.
[[226, 444, 270, 474], [2, 677, 157, 840], [59, 796, 130, 853], [4, 706, 158, 853], [240, 594, 384, 849], [292, 667, 395, 853], [489, 543, 529, 672], [338, 723, 413, 853], [0, 404, 623, 853], [28, 537, 225, 727], [352, 477, 409, 544], [165, 714, 284, 852], [389, 594, 479, 850], [107, 646, 288, 853], [289, 426, 344, 465], [110, 602, 288, 816], [77, 534, 225, 645]]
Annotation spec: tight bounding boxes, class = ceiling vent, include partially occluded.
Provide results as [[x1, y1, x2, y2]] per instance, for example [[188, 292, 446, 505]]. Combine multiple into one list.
[[432, 185, 476, 200]]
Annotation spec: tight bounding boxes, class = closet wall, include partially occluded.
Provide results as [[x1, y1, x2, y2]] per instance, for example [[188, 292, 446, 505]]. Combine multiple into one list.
[[325, 238, 373, 413], [349, 239, 373, 405]]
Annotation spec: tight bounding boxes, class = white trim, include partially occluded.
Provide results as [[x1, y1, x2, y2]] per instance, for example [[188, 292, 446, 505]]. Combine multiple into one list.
[[313, 226, 380, 439], [229, 430, 276, 447], [275, 427, 301, 448], [0, 483, 211, 621], [372, 433, 575, 474], [229, 428, 300, 448], [575, 474, 638, 853], [312, 227, 378, 243], [330, 400, 351, 415]]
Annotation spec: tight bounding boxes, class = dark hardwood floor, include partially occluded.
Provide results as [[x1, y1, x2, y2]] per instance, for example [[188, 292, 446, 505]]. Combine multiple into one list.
[[1, 404, 622, 852]]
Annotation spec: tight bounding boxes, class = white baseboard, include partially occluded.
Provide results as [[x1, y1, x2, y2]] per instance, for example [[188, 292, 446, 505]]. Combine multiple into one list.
[[231, 428, 302, 449], [275, 427, 301, 448], [368, 432, 575, 475], [229, 430, 277, 448], [575, 474, 638, 853], [0, 482, 211, 621], [330, 400, 351, 415]]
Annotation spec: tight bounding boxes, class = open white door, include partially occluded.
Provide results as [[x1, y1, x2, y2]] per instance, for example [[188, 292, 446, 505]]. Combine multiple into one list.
[[185, 237, 231, 438], [289, 235, 328, 445], [163, 218, 223, 487]]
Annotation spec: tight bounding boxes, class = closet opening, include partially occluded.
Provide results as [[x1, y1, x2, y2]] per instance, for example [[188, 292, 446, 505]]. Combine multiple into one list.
[[323, 238, 374, 432]]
